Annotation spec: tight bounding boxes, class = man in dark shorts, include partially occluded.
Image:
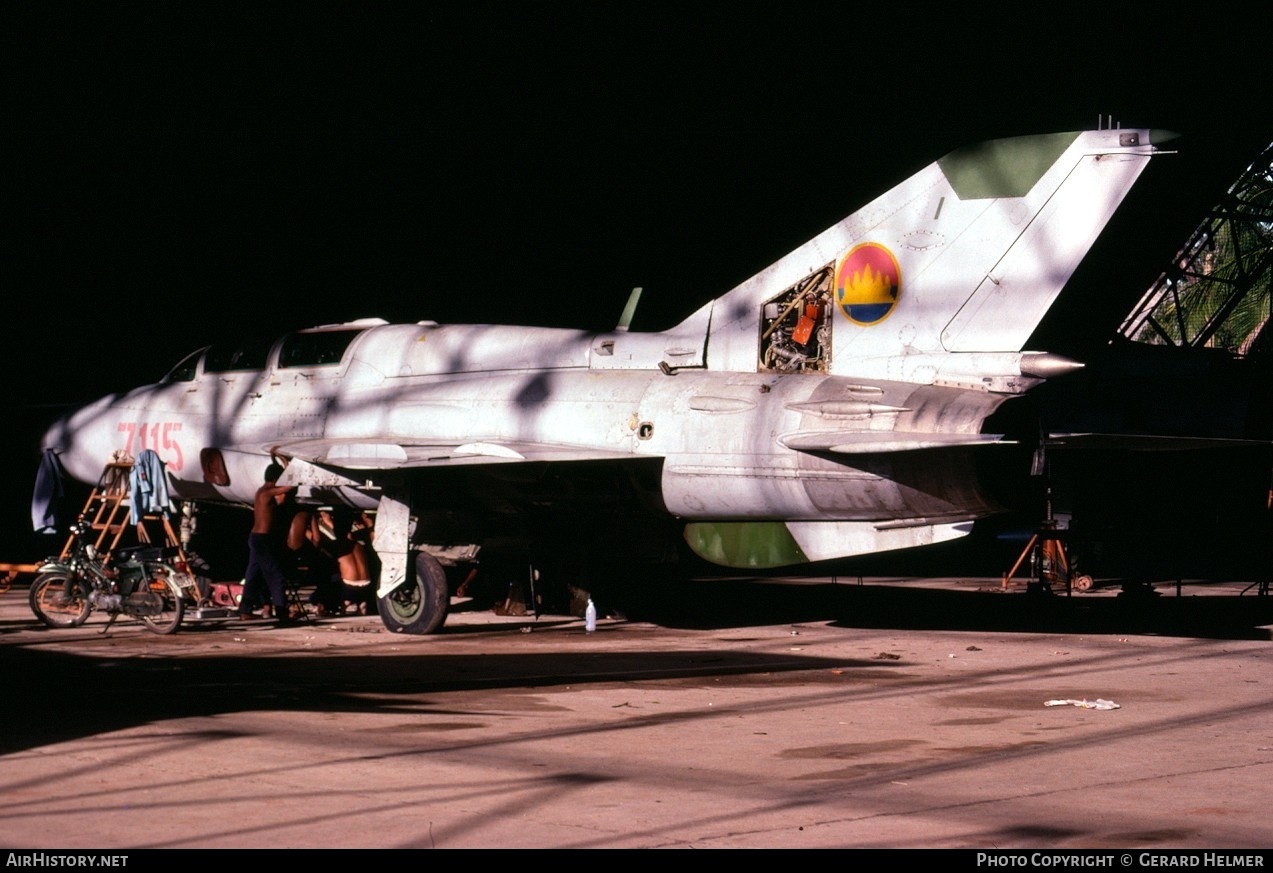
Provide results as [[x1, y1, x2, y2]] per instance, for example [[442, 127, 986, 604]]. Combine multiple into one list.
[[238, 461, 299, 625]]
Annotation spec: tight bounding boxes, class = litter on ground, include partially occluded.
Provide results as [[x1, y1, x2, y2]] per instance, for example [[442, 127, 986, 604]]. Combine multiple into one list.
[[1044, 698, 1120, 710]]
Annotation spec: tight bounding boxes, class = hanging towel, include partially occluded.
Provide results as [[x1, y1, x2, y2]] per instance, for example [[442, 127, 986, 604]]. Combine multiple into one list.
[[129, 449, 172, 524], [31, 449, 66, 534]]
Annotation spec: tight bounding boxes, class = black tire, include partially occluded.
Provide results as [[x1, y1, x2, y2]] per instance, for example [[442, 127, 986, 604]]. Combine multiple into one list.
[[138, 572, 185, 635], [378, 552, 450, 634], [29, 572, 92, 628]]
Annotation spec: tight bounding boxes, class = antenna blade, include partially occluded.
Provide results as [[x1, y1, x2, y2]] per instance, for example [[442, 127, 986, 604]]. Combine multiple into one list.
[[615, 286, 642, 332]]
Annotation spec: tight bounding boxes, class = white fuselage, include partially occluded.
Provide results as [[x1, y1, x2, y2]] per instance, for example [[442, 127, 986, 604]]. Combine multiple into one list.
[[47, 322, 1017, 527]]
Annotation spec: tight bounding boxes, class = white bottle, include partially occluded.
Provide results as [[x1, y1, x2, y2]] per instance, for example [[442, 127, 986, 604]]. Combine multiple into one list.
[[585, 598, 596, 634]]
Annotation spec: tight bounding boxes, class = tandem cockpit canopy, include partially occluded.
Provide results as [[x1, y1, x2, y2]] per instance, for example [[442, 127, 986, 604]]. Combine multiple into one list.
[[161, 322, 386, 384]]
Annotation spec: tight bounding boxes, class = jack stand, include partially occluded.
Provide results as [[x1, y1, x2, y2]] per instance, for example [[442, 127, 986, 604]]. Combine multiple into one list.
[[1002, 484, 1075, 595]]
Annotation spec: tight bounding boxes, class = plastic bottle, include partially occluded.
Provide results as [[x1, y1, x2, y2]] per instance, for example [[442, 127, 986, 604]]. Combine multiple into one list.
[[585, 598, 596, 634]]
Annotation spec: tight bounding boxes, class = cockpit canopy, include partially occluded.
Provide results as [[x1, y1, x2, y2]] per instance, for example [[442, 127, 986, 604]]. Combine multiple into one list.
[[162, 323, 380, 384]]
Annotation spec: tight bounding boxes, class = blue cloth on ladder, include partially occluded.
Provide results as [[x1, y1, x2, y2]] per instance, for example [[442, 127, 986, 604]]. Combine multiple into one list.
[[129, 449, 172, 524], [31, 448, 66, 534]]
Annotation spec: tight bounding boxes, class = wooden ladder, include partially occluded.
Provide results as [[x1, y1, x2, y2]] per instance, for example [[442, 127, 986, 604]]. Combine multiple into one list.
[[63, 461, 185, 564]]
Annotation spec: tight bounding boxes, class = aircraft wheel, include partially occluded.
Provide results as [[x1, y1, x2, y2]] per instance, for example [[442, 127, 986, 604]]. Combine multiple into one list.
[[378, 552, 450, 634], [1073, 574, 1094, 592]]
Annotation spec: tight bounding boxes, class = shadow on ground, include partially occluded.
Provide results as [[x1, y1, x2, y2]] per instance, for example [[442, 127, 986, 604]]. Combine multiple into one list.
[[603, 576, 1273, 639], [3, 578, 1271, 758]]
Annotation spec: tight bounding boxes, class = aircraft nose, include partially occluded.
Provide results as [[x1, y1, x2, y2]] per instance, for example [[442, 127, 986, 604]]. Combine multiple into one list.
[[34, 395, 117, 484]]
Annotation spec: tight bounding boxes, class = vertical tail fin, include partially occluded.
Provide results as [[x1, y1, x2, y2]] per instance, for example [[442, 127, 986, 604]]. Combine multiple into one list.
[[701, 129, 1173, 386]]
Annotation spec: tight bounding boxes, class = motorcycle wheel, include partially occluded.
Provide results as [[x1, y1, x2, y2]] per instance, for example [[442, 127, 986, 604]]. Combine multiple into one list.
[[29, 572, 92, 628], [139, 573, 185, 635]]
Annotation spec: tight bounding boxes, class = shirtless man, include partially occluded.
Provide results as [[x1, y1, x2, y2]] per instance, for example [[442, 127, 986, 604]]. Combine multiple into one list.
[[313, 507, 375, 615], [238, 462, 298, 623]]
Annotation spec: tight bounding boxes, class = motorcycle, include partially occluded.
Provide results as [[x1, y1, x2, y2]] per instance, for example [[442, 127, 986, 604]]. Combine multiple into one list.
[[29, 517, 187, 634]]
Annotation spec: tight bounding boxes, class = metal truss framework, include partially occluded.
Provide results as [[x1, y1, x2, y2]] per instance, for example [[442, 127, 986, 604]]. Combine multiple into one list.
[[1118, 142, 1273, 359]]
